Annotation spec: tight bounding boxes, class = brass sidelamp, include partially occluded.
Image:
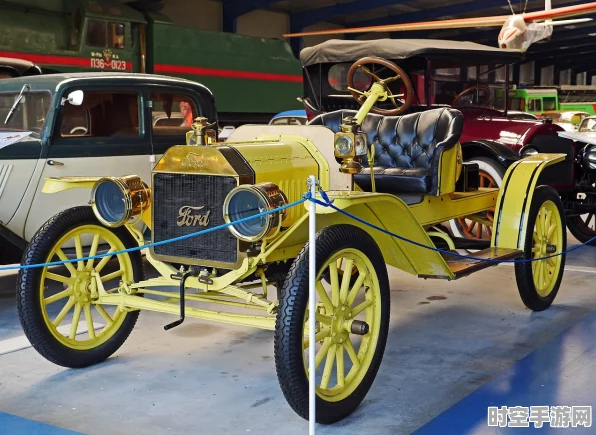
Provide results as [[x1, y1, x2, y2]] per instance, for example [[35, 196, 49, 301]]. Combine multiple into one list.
[[334, 117, 368, 174]]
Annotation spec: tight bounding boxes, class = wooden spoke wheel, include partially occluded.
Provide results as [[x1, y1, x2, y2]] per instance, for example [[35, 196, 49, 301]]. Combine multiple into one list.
[[449, 157, 505, 241], [515, 186, 566, 311], [17, 207, 144, 368], [275, 225, 390, 424]]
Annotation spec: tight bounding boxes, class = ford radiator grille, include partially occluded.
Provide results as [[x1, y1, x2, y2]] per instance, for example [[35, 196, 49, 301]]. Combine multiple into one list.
[[152, 173, 238, 265]]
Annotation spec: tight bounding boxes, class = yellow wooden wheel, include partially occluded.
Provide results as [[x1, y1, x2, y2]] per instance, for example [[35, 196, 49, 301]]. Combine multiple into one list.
[[304, 247, 381, 402], [40, 225, 133, 350], [515, 186, 566, 311], [17, 207, 143, 368], [275, 225, 390, 424], [530, 200, 564, 298]]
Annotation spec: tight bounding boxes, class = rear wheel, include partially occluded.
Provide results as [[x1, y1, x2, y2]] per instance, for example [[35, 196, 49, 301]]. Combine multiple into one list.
[[449, 157, 505, 241], [17, 207, 144, 368], [275, 225, 390, 424], [515, 186, 566, 311]]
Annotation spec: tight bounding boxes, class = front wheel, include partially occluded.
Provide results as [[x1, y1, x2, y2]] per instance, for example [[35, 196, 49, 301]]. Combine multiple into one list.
[[275, 225, 390, 424], [515, 186, 566, 311], [17, 206, 144, 368]]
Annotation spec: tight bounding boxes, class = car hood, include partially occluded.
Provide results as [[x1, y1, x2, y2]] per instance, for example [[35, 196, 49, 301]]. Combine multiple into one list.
[[460, 112, 562, 148]]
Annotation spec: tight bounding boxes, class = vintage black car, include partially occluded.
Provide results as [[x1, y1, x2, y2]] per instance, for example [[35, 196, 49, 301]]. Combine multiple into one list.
[[299, 39, 595, 243], [0, 57, 42, 78]]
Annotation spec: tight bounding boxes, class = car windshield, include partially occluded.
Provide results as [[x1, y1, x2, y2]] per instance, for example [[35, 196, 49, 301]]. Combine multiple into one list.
[[579, 118, 596, 132], [0, 90, 52, 134], [432, 65, 506, 111]]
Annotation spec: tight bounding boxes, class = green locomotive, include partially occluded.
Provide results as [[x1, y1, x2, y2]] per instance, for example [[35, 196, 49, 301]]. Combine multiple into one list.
[[0, 0, 302, 124]]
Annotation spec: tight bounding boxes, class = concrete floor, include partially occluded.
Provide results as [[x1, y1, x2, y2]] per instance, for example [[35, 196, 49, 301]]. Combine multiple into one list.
[[0, 234, 595, 435]]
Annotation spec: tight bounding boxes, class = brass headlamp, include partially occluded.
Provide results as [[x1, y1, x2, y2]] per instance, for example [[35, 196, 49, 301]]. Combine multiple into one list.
[[91, 175, 150, 228], [223, 183, 288, 242], [334, 117, 368, 174], [186, 116, 218, 146]]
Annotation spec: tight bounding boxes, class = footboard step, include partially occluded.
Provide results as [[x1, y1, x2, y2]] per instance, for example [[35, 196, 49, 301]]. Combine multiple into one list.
[[419, 248, 523, 280], [446, 247, 523, 279]]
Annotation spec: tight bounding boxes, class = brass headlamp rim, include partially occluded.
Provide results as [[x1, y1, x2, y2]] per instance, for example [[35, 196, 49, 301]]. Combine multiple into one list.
[[90, 175, 150, 228], [223, 182, 288, 243]]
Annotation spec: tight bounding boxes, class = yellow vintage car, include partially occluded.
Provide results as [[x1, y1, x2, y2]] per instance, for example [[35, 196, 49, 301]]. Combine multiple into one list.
[[17, 56, 567, 424]]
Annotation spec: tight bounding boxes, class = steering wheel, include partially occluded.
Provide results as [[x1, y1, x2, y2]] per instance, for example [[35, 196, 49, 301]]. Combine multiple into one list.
[[347, 57, 413, 116], [452, 85, 492, 107], [70, 126, 88, 135]]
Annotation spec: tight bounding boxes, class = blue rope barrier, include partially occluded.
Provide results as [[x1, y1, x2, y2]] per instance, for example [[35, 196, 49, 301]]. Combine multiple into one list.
[[309, 188, 596, 264], [0, 197, 308, 272], [2, 186, 594, 273]]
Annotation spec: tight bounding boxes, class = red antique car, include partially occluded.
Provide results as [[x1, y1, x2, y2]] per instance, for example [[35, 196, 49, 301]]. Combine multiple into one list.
[[299, 39, 587, 242]]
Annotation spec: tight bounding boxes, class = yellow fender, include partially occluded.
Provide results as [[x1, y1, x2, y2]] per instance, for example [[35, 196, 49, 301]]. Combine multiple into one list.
[[41, 176, 152, 227], [41, 176, 103, 193], [491, 153, 566, 250], [271, 191, 454, 279]]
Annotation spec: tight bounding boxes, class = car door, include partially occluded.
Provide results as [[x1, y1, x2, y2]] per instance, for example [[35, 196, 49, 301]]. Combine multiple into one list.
[[0, 89, 50, 237], [24, 85, 155, 242]]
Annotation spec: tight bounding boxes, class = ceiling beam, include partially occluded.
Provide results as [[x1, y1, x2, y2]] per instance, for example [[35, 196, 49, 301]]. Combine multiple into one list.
[[354, 0, 498, 28], [353, 0, 585, 31], [528, 40, 596, 54], [292, 0, 409, 29], [222, 0, 281, 32]]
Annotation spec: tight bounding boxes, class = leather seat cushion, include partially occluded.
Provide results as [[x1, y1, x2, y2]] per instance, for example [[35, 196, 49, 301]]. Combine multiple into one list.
[[309, 108, 463, 195], [355, 167, 431, 194]]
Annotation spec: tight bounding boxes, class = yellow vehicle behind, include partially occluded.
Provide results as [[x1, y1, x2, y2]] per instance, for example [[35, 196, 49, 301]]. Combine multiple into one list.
[[17, 57, 566, 424]]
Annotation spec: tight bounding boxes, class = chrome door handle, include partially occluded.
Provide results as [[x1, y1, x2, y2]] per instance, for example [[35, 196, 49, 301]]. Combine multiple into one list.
[[47, 160, 64, 166]]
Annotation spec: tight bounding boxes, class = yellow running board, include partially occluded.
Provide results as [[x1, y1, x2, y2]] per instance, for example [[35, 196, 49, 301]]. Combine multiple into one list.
[[418, 247, 522, 280]]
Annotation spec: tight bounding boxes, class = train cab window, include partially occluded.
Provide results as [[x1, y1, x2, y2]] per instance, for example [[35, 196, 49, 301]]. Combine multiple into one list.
[[109, 23, 125, 49], [528, 98, 542, 112], [58, 91, 140, 138], [543, 97, 557, 111], [86, 20, 107, 47]]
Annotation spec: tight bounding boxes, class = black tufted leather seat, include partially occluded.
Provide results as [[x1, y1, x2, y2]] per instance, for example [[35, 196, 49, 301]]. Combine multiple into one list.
[[309, 108, 464, 195]]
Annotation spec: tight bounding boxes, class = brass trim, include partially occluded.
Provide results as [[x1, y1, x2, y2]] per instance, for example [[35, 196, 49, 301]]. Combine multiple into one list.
[[223, 182, 288, 243], [150, 145, 257, 269], [90, 175, 150, 228]]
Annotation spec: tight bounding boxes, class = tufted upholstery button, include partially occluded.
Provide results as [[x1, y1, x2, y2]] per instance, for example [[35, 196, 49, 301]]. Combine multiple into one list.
[[309, 108, 463, 195]]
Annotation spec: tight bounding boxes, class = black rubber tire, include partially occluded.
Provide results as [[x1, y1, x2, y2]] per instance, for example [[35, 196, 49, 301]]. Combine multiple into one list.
[[274, 224, 390, 424], [17, 206, 144, 368], [515, 186, 566, 311], [567, 215, 596, 246]]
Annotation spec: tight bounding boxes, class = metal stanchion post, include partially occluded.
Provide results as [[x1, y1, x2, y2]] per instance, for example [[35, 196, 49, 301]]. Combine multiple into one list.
[[307, 175, 317, 435]]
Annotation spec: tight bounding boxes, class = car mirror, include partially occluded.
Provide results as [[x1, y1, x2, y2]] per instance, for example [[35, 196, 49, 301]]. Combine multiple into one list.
[[62, 90, 84, 106]]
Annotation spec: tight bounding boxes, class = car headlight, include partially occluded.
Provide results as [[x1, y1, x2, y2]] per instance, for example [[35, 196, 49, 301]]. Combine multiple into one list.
[[521, 147, 539, 157], [91, 175, 150, 227], [335, 135, 353, 156], [223, 183, 288, 242], [582, 145, 596, 171]]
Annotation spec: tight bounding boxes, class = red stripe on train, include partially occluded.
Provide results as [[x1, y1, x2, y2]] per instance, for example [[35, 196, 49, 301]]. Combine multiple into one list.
[[0, 51, 90, 68], [0, 50, 132, 71], [154, 63, 303, 83]]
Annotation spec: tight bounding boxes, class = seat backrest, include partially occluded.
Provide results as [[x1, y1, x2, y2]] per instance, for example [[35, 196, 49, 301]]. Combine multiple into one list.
[[309, 108, 463, 170]]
